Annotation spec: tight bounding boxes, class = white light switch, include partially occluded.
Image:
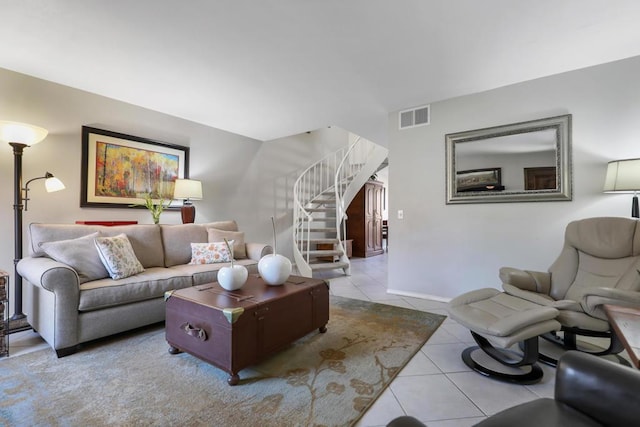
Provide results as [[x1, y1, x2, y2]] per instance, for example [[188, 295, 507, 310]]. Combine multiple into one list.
[[397, 210, 404, 219]]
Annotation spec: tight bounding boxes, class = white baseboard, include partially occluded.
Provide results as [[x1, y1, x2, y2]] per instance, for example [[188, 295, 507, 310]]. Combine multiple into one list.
[[386, 288, 451, 303]]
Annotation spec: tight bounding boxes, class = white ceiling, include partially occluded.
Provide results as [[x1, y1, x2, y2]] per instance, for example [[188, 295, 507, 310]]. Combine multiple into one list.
[[2, 1, 640, 144]]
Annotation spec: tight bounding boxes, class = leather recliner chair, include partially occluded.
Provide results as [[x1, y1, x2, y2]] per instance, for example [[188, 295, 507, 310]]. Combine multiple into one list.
[[448, 217, 640, 384], [499, 216, 640, 364], [386, 351, 640, 427]]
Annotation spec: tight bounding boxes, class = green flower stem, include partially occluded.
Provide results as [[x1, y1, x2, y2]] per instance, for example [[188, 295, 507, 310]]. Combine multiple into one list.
[[130, 193, 169, 224]]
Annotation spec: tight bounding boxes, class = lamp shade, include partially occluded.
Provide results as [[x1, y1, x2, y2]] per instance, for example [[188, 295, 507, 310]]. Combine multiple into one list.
[[604, 159, 640, 192], [0, 120, 48, 145], [173, 179, 203, 200], [45, 176, 66, 193]]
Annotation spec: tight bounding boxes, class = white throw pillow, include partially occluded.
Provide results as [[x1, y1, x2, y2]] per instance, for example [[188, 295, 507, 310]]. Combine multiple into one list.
[[207, 228, 246, 259], [94, 234, 144, 280], [188, 242, 232, 265], [40, 232, 109, 283]]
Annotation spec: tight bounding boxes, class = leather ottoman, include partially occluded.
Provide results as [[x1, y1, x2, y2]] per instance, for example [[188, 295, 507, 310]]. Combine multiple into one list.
[[448, 288, 561, 384]]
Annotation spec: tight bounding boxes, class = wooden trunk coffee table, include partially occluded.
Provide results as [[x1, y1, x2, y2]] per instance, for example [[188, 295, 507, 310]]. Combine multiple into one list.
[[165, 275, 329, 385]]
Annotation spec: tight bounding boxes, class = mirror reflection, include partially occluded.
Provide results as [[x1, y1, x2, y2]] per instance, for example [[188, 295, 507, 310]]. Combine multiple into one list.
[[446, 115, 572, 204]]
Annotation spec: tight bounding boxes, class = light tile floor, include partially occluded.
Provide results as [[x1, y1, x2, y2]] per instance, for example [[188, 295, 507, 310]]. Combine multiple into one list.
[[313, 254, 630, 427], [5, 252, 630, 427]]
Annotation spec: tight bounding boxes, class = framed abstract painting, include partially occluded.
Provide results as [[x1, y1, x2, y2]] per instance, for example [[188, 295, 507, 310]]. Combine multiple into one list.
[[80, 126, 189, 208]]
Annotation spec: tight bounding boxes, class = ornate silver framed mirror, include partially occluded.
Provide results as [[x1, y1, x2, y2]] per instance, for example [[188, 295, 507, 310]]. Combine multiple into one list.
[[445, 114, 572, 204]]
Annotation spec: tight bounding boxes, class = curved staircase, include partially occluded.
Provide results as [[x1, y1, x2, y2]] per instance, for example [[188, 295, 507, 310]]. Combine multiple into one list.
[[293, 135, 388, 277]]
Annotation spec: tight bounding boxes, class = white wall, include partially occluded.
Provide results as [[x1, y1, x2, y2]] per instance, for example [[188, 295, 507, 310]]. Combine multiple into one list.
[[230, 126, 351, 258], [387, 55, 640, 300], [0, 68, 346, 314], [7, 53, 640, 310]]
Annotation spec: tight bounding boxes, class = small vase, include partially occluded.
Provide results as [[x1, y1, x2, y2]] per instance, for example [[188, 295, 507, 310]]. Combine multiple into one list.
[[258, 253, 292, 286], [218, 265, 248, 291]]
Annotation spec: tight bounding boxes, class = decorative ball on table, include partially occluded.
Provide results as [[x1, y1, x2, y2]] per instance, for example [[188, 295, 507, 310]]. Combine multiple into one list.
[[258, 253, 292, 286], [258, 217, 292, 286], [217, 238, 248, 291]]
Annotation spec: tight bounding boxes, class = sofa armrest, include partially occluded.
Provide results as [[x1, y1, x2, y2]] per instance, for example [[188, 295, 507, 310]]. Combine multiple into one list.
[[579, 287, 640, 320], [499, 267, 551, 294], [17, 257, 82, 351], [245, 243, 273, 261], [17, 256, 81, 312], [556, 351, 640, 426], [18, 257, 80, 294], [502, 284, 581, 311], [501, 283, 555, 305]]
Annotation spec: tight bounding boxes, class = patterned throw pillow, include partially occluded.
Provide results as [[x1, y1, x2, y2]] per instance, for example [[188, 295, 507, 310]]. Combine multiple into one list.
[[207, 228, 246, 259], [188, 242, 232, 265], [94, 234, 144, 280]]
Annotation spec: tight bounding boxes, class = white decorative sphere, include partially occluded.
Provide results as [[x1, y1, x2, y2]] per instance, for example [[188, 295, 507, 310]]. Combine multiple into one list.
[[258, 254, 292, 286], [218, 265, 248, 291]]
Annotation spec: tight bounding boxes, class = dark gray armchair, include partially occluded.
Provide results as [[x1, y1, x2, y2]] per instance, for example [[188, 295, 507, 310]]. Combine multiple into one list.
[[387, 351, 640, 427]]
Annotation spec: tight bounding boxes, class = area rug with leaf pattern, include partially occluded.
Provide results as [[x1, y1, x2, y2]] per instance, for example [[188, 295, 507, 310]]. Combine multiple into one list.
[[1, 296, 445, 427]]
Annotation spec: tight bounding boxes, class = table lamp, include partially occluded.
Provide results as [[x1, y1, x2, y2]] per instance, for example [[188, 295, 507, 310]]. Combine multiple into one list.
[[173, 179, 203, 223]]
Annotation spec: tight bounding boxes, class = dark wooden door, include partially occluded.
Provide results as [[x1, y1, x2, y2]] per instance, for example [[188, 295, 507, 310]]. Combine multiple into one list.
[[347, 181, 384, 257]]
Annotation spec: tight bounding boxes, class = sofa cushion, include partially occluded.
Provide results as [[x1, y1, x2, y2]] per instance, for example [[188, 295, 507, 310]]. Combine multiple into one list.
[[160, 221, 239, 267], [79, 267, 192, 311], [39, 232, 109, 283], [100, 225, 165, 268], [28, 223, 164, 268], [169, 258, 259, 286], [30, 223, 103, 256], [207, 228, 247, 259], [95, 234, 145, 279], [188, 242, 232, 264]]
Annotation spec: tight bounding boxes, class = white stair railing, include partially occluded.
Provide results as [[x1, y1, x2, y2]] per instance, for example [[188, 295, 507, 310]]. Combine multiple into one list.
[[293, 136, 388, 277]]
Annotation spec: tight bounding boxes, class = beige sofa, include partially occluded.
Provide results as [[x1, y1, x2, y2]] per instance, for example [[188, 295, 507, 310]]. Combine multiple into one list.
[[17, 221, 272, 357]]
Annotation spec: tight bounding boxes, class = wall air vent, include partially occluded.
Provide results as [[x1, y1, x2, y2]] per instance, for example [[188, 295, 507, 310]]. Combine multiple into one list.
[[399, 105, 430, 129]]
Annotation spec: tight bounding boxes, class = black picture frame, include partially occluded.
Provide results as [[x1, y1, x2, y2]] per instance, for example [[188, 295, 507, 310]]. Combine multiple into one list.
[[80, 126, 189, 208]]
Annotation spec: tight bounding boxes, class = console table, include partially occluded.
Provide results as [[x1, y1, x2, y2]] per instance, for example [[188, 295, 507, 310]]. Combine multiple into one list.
[[75, 221, 138, 226], [604, 304, 640, 369]]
